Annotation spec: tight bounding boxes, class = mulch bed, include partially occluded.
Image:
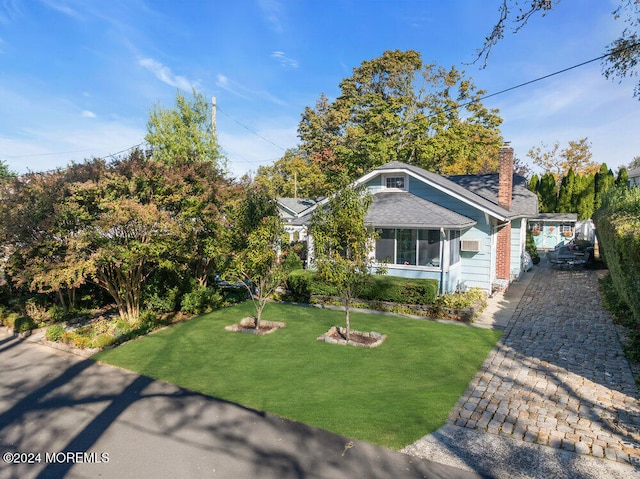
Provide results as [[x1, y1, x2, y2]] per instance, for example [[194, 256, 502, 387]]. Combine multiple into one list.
[[317, 326, 386, 348], [225, 317, 286, 335]]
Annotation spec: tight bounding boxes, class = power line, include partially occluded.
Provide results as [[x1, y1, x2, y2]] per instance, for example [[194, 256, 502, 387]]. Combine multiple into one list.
[[216, 105, 287, 152], [468, 41, 640, 108]]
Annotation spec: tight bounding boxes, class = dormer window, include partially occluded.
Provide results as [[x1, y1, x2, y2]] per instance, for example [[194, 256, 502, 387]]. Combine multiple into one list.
[[385, 176, 406, 190]]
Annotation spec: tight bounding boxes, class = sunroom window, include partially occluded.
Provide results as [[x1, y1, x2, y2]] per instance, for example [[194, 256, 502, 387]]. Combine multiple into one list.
[[375, 228, 441, 267]]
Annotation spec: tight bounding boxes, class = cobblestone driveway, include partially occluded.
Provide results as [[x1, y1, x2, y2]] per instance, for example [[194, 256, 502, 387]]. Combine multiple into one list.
[[448, 266, 640, 466]]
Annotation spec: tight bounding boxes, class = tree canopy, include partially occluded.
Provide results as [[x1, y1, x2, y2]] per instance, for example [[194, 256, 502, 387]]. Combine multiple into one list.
[[526, 137, 599, 186], [145, 89, 222, 166], [278, 50, 503, 194]]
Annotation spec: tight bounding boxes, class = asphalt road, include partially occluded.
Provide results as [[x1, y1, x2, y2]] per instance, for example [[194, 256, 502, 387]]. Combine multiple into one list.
[[0, 332, 483, 479]]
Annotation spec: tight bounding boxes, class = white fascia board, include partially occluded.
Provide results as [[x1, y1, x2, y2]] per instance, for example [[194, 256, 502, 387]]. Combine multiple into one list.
[[359, 167, 509, 222]]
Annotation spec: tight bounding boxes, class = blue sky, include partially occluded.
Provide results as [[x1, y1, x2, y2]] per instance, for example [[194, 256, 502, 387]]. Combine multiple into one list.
[[1, 0, 638, 177]]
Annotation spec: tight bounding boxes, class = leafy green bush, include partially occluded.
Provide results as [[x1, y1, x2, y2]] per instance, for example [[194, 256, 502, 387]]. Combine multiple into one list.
[[92, 333, 117, 349], [181, 283, 223, 315], [282, 250, 304, 272], [13, 315, 37, 332], [0, 310, 20, 329], [593, 186, 640, 327], [144, 285, 181, 313], [25, 298, 50, 326], [434, 288, 487, 310], [45, 324, 65, 341], [286, 270, 439, 305]]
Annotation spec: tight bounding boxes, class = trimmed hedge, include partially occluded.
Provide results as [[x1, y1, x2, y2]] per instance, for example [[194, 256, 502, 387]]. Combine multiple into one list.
[[286, 270, 439, 305], [593, 186, 640, 326]]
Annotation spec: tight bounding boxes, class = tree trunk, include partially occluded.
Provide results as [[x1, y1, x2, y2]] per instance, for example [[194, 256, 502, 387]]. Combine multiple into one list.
[[344, 299, 351, 342]]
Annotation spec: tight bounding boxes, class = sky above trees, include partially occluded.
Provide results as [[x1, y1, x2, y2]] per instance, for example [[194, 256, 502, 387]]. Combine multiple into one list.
[[1, 0, 639, 177]]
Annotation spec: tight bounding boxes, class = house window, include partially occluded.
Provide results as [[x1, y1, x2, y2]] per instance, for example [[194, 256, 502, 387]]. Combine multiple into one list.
[[375, 229, 395, 263], [375, 228, 441, 267], [449, 230, 460, 264], [397, 229, 417, 265], [418, 230, 440, 266], [385, 176, 406, 189]]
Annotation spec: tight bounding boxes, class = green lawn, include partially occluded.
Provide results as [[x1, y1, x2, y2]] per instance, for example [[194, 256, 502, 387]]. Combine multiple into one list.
[[93, 302, 501, 450]]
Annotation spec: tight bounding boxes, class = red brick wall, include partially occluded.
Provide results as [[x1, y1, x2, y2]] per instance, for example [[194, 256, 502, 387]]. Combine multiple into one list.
[[496, 222, 511, 281], [496, 144, 514, 281]]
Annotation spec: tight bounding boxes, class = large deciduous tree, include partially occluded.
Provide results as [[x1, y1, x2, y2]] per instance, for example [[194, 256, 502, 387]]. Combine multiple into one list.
[[527, 137, 598, 186], [298, 50, 503, 189], [254, 147, 329, 198], [310, 183, 380, 341], [145, 89, 230, 286], [0, 160, 107, 309], [146, 89, 222, 166], [62, 151, 186, 323]]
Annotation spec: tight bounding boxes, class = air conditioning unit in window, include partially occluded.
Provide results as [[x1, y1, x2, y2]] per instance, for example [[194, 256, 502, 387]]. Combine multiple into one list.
[[460, 239, 482, 252]]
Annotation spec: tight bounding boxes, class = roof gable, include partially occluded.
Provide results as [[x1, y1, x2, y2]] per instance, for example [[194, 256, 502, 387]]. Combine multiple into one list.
[[358, 161, 514, 221]]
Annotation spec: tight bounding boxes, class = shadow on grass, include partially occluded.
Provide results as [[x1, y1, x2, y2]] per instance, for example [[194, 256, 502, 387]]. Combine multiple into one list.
[[0, 333, 478, 479]]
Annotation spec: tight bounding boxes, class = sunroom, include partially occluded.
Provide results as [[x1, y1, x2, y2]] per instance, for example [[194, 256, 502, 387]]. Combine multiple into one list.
[[365, 191, 476, 293]]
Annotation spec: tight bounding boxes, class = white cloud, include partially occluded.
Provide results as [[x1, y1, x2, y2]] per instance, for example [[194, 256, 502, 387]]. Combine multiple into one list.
[[139, 57, 195, 91], [271, 51, 298, 69], [39, 0, 83, 20], [82, 110, 96, 118], [215, 73, 286, 105], [258, 0, 284, 34]]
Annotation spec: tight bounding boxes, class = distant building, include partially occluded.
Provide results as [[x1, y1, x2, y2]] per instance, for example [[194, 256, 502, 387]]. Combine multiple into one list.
[[628, 167, 640, 187]]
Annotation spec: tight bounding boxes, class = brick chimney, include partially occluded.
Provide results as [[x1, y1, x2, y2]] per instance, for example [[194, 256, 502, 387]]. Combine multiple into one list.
[[498, 143, 514, 210], [496, 142, 514, 286]]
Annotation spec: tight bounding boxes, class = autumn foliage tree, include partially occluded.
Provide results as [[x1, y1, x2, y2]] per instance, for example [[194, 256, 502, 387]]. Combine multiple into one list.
[[297, 50, 503, 191]]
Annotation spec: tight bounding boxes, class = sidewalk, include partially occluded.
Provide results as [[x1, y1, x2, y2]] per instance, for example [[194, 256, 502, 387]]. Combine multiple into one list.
[[403, 265, 640, 478]]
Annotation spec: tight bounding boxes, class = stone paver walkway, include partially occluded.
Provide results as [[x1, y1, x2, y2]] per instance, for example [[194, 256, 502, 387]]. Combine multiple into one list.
[[448, 266, 640, 466]]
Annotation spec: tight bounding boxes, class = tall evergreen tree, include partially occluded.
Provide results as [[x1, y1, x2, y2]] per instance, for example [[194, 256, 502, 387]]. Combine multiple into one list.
[[616, 166, 629, 186], [556, 168, 576, 213], [594, 163, 615, 211], [537, 173, 557, 213]]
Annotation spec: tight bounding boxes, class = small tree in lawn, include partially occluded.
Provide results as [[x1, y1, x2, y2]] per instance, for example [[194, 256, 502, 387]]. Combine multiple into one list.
[[310, 182, 379, 341], [229, 188, 285, 328]]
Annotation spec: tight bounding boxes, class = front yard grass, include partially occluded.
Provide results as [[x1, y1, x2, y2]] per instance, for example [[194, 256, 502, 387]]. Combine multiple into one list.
[[93, 301, 501, 450]]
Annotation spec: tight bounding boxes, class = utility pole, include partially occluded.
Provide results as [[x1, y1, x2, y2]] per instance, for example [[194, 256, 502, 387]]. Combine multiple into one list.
[[294, 171, 297, 199], [211, 96, 217, 136]]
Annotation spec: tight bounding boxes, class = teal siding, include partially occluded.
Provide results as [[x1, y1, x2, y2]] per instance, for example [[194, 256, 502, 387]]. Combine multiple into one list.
[[363, 171, 532, 293]]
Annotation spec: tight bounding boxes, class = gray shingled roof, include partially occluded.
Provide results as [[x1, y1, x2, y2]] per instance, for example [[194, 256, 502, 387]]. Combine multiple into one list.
[[446, 173, 538, 217], [373, 161, 539, 219], [529, 213, 578, 222], [277, 198, 323, 217], [365, 192, 476, 229]]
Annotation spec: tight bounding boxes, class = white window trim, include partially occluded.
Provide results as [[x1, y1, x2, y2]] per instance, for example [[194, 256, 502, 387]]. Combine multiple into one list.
[[382, 174, 408, 191], [374, 227, 449, 272]]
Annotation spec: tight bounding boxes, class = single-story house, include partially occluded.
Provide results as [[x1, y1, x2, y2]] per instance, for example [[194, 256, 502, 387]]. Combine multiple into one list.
[[277, 197, 323, 243], [628, 167, 640, 187], [278, 144, 539, 294]]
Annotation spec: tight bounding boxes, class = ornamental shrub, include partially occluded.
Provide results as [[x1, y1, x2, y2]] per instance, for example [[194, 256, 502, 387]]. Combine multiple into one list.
[[181, 283, 223, 315], [92, 333, 117, 349], [286, 270, 438, 305], [45, 324, 65, 342], [593, 186, 640, 326], [13, 315, 37, 333]]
